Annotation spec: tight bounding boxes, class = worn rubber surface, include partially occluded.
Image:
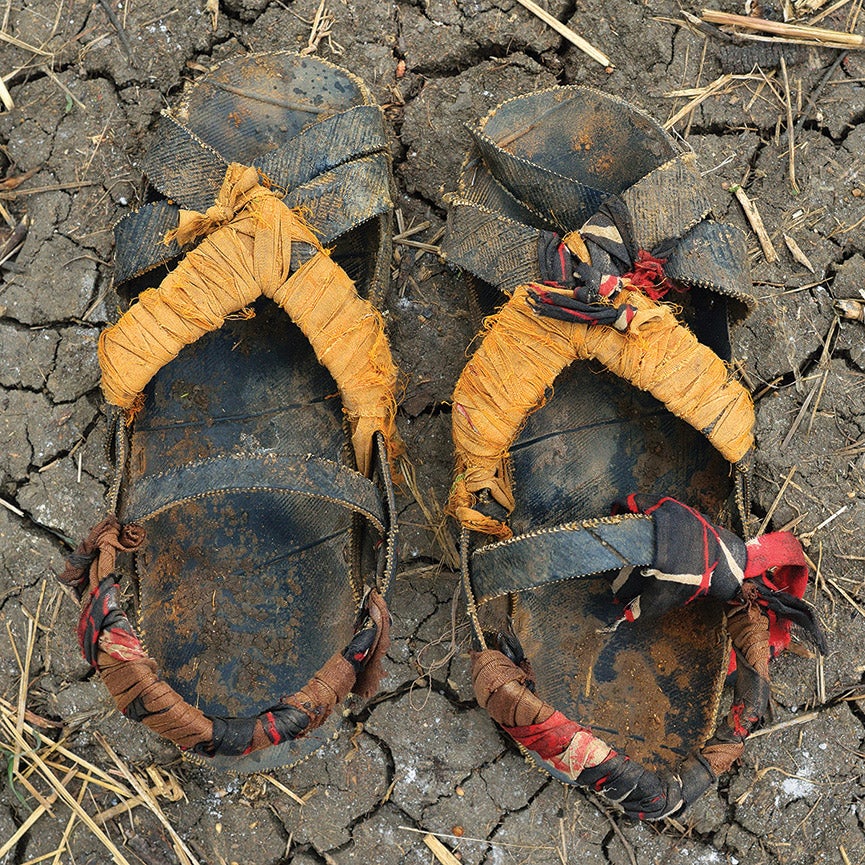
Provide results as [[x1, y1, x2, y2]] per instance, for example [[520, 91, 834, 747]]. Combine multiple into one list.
[[450, 88, 740, 774], [114, 53, 394, 771]]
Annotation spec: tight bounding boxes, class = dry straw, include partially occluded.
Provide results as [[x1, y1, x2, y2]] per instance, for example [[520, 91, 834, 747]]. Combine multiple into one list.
[[0, 579, 195, 865]]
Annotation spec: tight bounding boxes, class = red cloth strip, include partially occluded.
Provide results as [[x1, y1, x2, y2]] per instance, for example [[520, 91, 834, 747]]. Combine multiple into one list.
[[745, 532, 808, 597], [740, 531, 810, 662], [623, 250, 669, 300], [504, 710, 589, 760]]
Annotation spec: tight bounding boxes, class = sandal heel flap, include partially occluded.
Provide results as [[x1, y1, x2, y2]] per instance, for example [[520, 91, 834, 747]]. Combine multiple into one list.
[[476, 87, 677, 195], [113, 52, 393, 300], [446, 85, 756, 320], [178, 53, 375, 162]]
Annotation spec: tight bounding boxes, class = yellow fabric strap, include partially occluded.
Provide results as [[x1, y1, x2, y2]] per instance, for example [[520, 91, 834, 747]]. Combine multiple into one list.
[[99, 163, 399, 476], [449, 284, 754, 538]]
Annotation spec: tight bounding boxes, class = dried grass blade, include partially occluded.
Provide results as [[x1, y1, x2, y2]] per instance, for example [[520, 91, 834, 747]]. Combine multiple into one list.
[[0, 697, 133, 796], [51, 774, 89, 865], [826, 576, 865, 617], [511, 0, 612, 67], [392, 220, 432, 242], [92, 795, 146, 827], [12, 767, 55, 810], [399, 825, 557, 850], [257, 773, 308, 806], [0, 767, 76, 859], [701, 9, 865, 47], [730, 184, 779, 263], [663, 73, 733, 129], [0, 496, 25, 516], [1, 721, 134, 865], [0, 77, 12, 112], [0, 30, 52, 55], [40, 65, 86, 112], [14, 581, 45, 776], [808, 0, 855, 25], [780, 57, 799, 193], [784, 234, 815, 272], [748, 709, 820, 739], [423, 833, 462, 865], [0, 180, 97, 199], [759, 465, 798, 535], [95, 732, 200, 865]]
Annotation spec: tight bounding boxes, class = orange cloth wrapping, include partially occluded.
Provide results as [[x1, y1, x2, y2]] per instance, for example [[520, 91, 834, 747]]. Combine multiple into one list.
[[449, 284, 754, 537], [98, 163, 399, 476]]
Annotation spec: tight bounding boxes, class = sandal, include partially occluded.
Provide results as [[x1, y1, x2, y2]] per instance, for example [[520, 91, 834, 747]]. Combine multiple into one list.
[[443, 87, 823, 818], [58, 53, 401, 771]]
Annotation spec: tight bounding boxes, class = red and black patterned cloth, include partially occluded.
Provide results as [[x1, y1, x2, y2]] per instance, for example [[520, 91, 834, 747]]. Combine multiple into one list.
[[66, 516, 390, 760], [528, 199, 676, 329], [611, 495, 825, 658], [77, 572, 387, 756]]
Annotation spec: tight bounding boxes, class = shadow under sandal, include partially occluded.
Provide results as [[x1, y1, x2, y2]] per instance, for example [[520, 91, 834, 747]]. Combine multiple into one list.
[[58, 52, 402, 771], [443, 87, 825, 818]]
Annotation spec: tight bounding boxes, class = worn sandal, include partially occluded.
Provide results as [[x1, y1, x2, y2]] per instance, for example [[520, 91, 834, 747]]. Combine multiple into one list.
[[59, 53, 401, 771], [443, 87, 822, 818]]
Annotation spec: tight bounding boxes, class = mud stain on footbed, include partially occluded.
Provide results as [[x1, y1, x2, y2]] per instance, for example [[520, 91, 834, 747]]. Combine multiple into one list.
[[566, 599, 723, 771], [139, 491, 356, 718], [500, 574, 726, 774]]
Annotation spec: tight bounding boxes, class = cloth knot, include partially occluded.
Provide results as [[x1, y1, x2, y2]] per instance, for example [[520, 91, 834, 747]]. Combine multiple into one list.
[[739, 581, 761, 603], [204, 201, 236, 223], [166, 163, 268, 246], [622, 249, 670, 300], [119, 522, 146, 549], [446, 476, 513, 540], [59, 515, 146, 596]]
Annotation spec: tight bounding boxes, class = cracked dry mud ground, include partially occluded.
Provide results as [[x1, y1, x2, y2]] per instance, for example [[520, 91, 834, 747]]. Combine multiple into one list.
[[1, 0, 864, 863]]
